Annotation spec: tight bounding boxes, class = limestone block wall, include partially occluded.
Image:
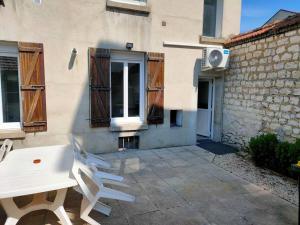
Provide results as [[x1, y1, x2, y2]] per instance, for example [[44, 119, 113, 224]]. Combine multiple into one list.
[[223, 28, 300, 148]]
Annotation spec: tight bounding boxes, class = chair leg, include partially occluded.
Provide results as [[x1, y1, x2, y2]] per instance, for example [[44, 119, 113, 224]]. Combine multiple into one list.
[[53, 206, 72, 225], [80, 197, 101, 225], [94, 201, 112, 216], [4, 217, 19, 225]]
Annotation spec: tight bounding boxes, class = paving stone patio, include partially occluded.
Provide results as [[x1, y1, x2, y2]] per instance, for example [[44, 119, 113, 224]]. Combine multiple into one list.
[[0, 146, 297, 225]]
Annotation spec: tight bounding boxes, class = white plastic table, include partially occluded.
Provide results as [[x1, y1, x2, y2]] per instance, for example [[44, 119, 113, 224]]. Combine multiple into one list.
[[0, 145, 78, 225]]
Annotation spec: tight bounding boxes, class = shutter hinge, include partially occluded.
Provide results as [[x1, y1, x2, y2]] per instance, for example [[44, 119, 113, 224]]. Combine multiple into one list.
[[147, 87, 164, 91], [90, 85, 111, 91], [23, 121, 47, 126], [90, 118, 111, 122], [21, 85, 45, 90]]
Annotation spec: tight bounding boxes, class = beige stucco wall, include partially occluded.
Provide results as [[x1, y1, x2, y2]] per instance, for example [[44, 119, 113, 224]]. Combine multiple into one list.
[[0, 0, 241, 153]]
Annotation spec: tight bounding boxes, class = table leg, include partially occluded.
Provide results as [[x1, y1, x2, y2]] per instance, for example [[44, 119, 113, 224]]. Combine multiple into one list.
[[54, 206, 72, 225], [51, 189, 72, 225], [0, 198, 22, 225], [0, 188, 72, 225]]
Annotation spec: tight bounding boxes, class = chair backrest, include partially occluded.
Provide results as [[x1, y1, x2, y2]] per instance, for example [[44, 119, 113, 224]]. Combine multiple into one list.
[[72, 155, 101, 203], [0, 139, 13, 162], [71, 136, 89, 156]]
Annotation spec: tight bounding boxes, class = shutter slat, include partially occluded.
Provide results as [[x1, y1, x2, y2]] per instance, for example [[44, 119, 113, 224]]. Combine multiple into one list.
[[19, 42, 47, 132], [147, 52, 164, 125], [89, 48, 111, 128], [24, 51, 39, 85]]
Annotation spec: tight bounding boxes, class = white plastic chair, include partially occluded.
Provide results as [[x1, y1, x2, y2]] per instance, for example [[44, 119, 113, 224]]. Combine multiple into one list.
[[71, 138, 123, 182], [72, 147, 127, 215], [0, 139, 13, 162], [71, 137, 112, 170], [72, 159, 135, 225]]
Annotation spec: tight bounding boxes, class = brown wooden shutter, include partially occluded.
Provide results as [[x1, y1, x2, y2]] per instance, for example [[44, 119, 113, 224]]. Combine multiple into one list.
[[19, 42, 47, 132], [89, 48, 111, 128], [147, 52, 164, 124]]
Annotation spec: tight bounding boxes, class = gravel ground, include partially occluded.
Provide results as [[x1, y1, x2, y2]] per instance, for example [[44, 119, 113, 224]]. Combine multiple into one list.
[[200, 149, 299, 206]]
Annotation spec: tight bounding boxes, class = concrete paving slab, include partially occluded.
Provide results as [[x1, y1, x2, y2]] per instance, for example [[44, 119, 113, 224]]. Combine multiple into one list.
[[0, 146, 296, 225]]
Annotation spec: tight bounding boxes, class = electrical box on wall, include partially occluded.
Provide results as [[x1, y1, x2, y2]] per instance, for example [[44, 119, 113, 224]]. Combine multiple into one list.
[[201, 48, 230, 71]]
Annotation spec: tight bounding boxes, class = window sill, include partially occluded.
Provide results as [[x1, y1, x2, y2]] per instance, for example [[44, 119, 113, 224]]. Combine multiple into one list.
[[110, 122, 148, 132], [0, 129, 25, 140], [199, 36, 226, 45], [170, 125, 182, 128], [106, 0, 150, 13]]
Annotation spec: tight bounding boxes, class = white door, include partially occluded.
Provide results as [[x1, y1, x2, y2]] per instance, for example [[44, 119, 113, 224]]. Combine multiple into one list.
[[197, 80, 213, 137]]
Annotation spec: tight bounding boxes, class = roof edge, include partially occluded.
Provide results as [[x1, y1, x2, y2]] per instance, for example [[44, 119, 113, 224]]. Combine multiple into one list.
[[225, 13, 300, 48]]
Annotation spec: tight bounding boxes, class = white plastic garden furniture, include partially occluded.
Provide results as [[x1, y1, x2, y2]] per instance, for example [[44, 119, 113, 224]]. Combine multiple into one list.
[[72, 151, 129, 216], [71, 141, 127, 216], [72, 137, 112, 170], [0, 139, 13, 162], [0, 145, 77, 225], [72, 137, 124, 182], [72, 158, 135, 225]]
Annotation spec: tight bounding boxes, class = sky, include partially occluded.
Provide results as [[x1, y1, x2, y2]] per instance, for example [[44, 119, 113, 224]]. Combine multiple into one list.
[[241, 0, 300, 33]]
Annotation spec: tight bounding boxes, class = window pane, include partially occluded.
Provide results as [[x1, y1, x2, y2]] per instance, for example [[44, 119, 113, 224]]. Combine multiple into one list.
[[203, 0, 217, 37], [0, 56, 20, 123], [128, 63, 140, 117], [198, 81, 209, 109], [111, 62, 124, 118]]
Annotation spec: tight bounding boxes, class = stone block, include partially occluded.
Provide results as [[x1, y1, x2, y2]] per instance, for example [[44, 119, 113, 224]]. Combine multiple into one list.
[[288, 120, 299, 127], [248, 45, 256, 52], [279, 88, 291, 95], [281, 105, 292, 112], [264, 49, 275, 56], [281, 53, 292, 61], [277, 38, 289, 46], [285, 80, 295, 88], [293, 128, 300, 135], [268, 42, 276, 48], [273, 55, 280, 62], [267, 72, 277, 79], [290, 36, 300, 44], [274, 63, 284, 70], [269, 104, 280, 111], [275, 80, 284, 88], [253, 50, 262, 57], [293, 53, 299, 60], [288, 44, 299, 52], [276, 46, 285, 54], [292, 71, 300, 79], [273, 96, 283, 103], [285, 62, 298, 70], [285, 30, 297, 36]]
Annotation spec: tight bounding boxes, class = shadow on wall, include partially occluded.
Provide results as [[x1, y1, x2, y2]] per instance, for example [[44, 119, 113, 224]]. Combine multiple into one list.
[[68, 41, 200, 154]]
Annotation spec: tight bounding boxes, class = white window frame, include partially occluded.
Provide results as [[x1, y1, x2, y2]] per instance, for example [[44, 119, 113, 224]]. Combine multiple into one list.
[[0, 44, 22, 130], [110, 0, 147, 6], [203, 0, 223, 38], [110, 52, 145, 125]]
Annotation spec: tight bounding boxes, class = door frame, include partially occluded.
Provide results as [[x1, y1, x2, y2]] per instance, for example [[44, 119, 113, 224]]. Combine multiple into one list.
[[197, 78, 215, 139]]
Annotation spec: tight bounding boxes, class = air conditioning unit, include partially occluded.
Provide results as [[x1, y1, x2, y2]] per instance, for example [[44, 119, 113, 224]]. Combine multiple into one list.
[[202, 48, 230, 71]]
